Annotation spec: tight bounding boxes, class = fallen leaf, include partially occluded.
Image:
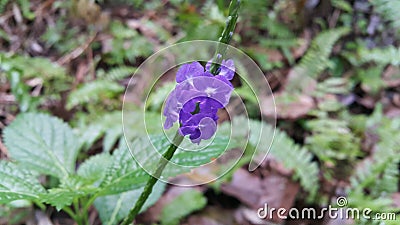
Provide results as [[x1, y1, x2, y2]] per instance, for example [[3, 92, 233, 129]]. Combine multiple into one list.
[[221, 167, 299, 224], [262, 92, 315, 119]]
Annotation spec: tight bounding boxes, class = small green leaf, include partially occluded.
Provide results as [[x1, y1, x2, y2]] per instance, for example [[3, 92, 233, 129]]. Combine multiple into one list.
[[95, 182, 166, 225], [0, 161, 46, 204], [160, 190, 207, 225], [77, 153, 112, 185], [3, 113, 80, 178], [40, 187, 94, 211]]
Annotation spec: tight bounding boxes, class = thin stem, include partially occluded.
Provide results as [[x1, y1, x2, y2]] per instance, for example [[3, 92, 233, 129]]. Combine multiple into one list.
[[82, 193, 98, 215], [34, 200, 46, 211], [122, 1, 241, 224], [121, 132, 184, 225], [63, 206, 80, 223], [209, 0, 241, 75]]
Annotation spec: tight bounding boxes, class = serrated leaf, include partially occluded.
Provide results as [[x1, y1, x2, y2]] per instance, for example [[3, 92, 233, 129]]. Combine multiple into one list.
[[94, 182, 165, 225], [0, 161, 46, 204], [78, 110, 161, 152], [3, 113, 80, 178], [99, 134, 232, 195], [103, 127, 122, 152], [98, 145, 149, 196], [160, 189, 207, 225], [77, 153, 112, 185], [130, 134, 233, 179], [78, 123, 104, 152], [40, 187, 95, 211]]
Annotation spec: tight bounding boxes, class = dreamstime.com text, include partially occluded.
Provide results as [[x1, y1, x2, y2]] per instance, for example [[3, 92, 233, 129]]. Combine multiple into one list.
[[257, 196, 397, 221]]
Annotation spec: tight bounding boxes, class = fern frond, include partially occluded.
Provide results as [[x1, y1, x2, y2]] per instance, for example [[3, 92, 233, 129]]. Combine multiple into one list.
[[371, 0, 400, 36], [16, 0, 34, 20], [103, 66, 136, 81], [247, 119, 319, 197], [358, 46, 400, 66], [293, 27, 350, 79], [0, 0, 10, 14], [348, 108, 400, 199], [270, 129, 319, 197], [66, 80, 124, 109]]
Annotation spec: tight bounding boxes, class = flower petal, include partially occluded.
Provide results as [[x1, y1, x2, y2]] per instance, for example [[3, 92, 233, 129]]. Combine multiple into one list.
[[176, 61, 204, 83]]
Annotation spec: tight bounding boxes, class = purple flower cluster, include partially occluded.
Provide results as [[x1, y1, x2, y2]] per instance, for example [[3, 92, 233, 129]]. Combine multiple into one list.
[[163, 60, 235, 144]]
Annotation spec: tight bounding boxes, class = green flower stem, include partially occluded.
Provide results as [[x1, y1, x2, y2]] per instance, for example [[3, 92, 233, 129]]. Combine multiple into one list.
[[63, 206, 79, 222], [122, 1, 240, 224], [209, 0, 241, 75], [121, 132, 184, 225]]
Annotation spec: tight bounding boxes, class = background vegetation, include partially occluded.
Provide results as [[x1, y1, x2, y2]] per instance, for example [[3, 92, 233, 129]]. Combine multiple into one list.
[[0, 0, 399, 224]]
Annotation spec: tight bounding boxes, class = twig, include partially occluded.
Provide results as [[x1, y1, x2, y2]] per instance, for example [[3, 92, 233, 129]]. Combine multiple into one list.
[[0, 140, 9, 158], [56, 33, 97, 65]]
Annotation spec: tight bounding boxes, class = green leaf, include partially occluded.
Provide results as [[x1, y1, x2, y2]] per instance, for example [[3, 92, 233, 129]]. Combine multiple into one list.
[[66, 80, 124, 109], [250, 119, 319, 196], [40, 176, 97, 210], [220, 117, 319, 196], [99, 134, 232, 195], [103, 127, 123, 152], [98, 145, 149, 196], [0, 161, 46, 204], [94, 182, 166, 225], [130, 134, 233, 179], [77, 110, 161, 152], [77, 153, 112, 185], [371, 0, 400, 36], [146, 82, 175, 111], [331, 0, 353, 12], [292, 27, 350, 79], [103, 66, 137, 81], [40, 187, 92, 211], [160, 190, 207, 225], [3, 113, 80, 178]]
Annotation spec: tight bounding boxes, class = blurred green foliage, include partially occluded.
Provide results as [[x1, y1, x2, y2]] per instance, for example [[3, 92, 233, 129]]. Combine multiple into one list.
[[0, 0, 399, 224]]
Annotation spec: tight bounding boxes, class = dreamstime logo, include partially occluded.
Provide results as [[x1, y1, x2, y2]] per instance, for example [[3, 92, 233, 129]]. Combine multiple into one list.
[[257, 196, 397, 221]]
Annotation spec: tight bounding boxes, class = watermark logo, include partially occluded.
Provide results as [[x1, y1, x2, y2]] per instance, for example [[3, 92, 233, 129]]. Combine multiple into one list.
[[257, 196, 397, 221]]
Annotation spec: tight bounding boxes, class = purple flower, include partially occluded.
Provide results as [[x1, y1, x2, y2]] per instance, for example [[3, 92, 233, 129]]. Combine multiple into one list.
[[206, 59, 235, 80], [163, 60, 235, 144]]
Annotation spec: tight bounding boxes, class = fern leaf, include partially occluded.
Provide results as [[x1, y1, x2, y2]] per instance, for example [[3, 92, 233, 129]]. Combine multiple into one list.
[[66, 80, 124, 109], [103, 66, 137, 81], [371, 0, 400, 36], [225, 117, 320, 196], [0, 0, 10, 14], [293, 27, 350, 79], [357, 46, 400, 66]]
